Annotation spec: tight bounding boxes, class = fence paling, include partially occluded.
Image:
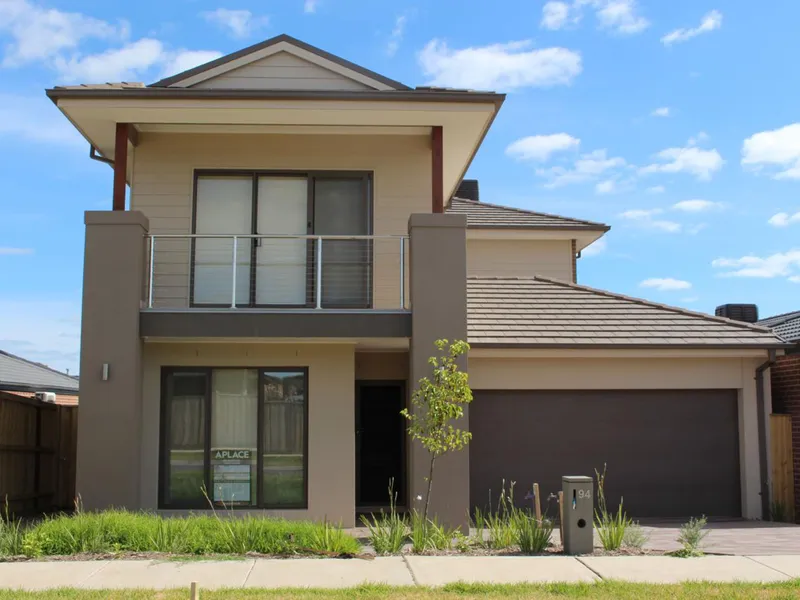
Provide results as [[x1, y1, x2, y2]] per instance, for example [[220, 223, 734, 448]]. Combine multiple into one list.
[[0, 392, 77, 515], [769, 414, 795, 521]]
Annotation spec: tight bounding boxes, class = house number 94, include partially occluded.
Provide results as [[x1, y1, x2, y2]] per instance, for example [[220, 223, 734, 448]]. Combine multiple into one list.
[[578, 490, 592, 499]]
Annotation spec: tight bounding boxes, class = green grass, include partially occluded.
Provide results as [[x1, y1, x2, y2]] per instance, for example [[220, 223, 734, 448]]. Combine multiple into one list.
[[0, 510, 360, 558], [0, 581, 799, 599]]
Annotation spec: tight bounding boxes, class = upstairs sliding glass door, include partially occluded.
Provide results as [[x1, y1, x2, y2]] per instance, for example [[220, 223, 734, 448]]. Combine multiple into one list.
[[191, 171, 371, 308]]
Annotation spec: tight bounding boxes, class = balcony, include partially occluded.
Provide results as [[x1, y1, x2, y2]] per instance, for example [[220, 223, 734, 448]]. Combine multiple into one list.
[[143, 234, 409, 312]]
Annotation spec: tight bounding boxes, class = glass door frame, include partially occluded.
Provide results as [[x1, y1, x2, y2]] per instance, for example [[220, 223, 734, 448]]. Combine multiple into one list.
[[158, 366, 310, 510], [189, 169, 373, 309]]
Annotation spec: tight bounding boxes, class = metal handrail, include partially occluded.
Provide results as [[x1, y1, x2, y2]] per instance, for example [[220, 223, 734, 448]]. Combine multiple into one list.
[[145, 233, 408, 310]]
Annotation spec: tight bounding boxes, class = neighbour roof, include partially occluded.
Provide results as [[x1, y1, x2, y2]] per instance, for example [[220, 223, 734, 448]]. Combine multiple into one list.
[[0, 350, 79, 394], [467, 276, 787, 348], [446, 198, 610, 231], [3, 390, 79, 407], [758, 310, 800, 343]]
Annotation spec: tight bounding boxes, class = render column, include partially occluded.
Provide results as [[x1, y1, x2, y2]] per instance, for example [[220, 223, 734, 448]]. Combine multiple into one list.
[[76, 211, 149, 510], [408, 213, 469, 529]]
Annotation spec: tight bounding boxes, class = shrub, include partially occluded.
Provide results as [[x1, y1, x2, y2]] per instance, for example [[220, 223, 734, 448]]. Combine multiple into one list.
[[594, 466, 632, 551], [515, 514, 553, 554], [16, 510, 360, 557], [482, 482, 518, 550], [672, 516, 708, 558], [0, 501, 25, 557], [622, 523, 649, 550], [769, 501, 787, 523], [360, 481, 407, 555], [409, 510, 455, 554]]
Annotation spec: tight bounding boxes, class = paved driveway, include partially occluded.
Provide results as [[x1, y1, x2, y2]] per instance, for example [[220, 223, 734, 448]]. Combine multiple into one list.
[[636, 520, 800, 555]]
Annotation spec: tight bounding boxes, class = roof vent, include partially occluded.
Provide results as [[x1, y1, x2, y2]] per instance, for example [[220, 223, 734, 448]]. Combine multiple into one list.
[[715, 304, 759, 323], [455, 179, 479, 202], [35, 392, 57, 404]]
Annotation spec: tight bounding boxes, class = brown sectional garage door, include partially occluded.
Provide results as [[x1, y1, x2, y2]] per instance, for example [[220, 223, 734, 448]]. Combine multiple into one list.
[[469, 390, 741, 518]]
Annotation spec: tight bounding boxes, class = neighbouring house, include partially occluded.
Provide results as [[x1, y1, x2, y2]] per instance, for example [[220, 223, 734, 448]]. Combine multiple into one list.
[[46, 34, 789, 527], [0, 350, 79, 405], [0, 350, 79, 513], [758, 310, 800, 518]]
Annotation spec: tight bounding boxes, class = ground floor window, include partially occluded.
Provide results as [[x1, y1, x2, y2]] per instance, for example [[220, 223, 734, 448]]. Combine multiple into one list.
[[160, 367, 308, 509]]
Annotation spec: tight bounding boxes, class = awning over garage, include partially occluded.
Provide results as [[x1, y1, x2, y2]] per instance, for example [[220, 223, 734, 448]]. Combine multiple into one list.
[[469, 389, 741, 518]]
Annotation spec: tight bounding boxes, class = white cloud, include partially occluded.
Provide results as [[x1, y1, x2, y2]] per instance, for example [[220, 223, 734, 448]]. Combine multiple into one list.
[[539, 0, 648, 34], [768, 211, 800, 227], [0, 94, 83, 146], [741, 123, 800, 180], [387, 15, 407, 57], [418, 39, 582, 90], [640, 145, 724, 180], [791, 275, 800, 284], [651, 107, 670, 117], [0, 247, 33, 255], [541, 2, 571, 29], [618, 208, 682, 233], [506, 133, 580, 162], [538, 149, 626, 188], [0, 0, 127, 67], [304, 0, 318, 13], [640, 278, 692, 291], [594, 0, 649, 34], [672, 199, 723, 212], [712, 250, 800, 280], [201, 9, 268, 39], [54, 38, 164, 82], [646, 185, 665, 194], [687, 131, 710, 146], [662, 10, 723, 46], [595, 179, 616, 194], [160, 50, 223, 79], [581, 237, 607, 257]]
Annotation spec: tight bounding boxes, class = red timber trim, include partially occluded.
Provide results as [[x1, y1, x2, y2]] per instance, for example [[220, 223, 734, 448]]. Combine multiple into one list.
[[113, 123, 129, 211], [431, 126, 443, 213]]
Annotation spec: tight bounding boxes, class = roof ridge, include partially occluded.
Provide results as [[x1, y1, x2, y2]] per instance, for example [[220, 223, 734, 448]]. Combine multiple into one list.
[[527, 276, 776, 334], [0, 350, 78, 381], [450, 197, 610, 230]]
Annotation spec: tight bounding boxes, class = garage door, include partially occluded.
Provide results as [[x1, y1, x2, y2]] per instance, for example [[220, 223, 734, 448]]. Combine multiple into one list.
[[469, 390, 741, 518]]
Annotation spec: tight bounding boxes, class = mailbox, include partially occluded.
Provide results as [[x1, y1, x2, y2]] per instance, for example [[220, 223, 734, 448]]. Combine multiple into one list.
[[562, 475, 593, 555]]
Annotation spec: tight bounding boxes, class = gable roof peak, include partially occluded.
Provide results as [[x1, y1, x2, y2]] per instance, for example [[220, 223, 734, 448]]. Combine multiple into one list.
[[149, 33, 411, 90]]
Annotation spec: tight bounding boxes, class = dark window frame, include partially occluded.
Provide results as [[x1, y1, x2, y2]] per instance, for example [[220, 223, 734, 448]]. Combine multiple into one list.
[[159, 366, 309, 510], [189, 170, 374, 310]]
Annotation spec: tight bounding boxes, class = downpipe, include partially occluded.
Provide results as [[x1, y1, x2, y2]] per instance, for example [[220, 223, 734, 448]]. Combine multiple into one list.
[[755, 349, 777, 520]]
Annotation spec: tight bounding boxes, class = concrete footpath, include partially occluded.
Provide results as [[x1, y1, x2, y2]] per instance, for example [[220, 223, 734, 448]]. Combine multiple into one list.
[[1, 555, 800, 590]]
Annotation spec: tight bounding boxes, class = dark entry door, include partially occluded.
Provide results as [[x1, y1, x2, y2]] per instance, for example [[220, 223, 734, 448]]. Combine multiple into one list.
[[356, 382, 406, 509]]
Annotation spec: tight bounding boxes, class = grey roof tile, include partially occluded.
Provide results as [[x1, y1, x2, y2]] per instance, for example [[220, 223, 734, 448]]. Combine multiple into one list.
[[758, 310, 800, 343], [446, 197, 609, 231], [0, 351, 79, 393], [467, 277, 788, 348]]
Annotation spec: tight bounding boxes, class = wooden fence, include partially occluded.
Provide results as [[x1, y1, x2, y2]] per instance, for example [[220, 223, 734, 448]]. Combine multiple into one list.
[[770, 413, 795, 522], [0, 392, 78, 516]]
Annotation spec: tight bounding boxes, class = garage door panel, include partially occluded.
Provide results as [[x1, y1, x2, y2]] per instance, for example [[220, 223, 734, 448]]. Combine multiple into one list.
[[469, 390, 741, 518]]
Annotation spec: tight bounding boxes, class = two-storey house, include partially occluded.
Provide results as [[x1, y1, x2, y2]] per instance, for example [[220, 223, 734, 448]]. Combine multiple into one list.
[[47, 35, 788, 527]]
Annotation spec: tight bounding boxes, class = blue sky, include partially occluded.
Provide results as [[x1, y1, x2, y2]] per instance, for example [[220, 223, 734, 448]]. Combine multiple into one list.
[[1, 0, 799, 374]]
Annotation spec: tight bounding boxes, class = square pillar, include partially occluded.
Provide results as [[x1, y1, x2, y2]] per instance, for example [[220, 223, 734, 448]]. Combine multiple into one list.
[[76, 211, 148, 510], [408, 213, 469, 528]]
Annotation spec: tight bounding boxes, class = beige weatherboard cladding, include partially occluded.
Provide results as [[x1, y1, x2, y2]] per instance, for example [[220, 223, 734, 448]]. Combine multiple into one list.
[[133, 132, 426, 309], [467, 239, 573, 281], [190, 51, 373, 91]]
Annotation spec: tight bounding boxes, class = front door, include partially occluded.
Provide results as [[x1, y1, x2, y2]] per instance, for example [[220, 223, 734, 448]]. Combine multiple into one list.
[[355, 381, 406, 509]]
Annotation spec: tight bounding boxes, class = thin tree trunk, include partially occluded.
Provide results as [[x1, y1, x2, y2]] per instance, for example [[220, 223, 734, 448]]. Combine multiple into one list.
[[423, 453, 437, 522]]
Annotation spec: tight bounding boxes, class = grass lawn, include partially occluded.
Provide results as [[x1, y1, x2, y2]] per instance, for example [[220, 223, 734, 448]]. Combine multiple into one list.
[[1, 581, 799, 599]]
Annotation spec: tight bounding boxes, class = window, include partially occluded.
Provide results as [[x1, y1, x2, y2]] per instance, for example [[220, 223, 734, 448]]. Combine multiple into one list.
[[160, 367, 308, 509], [191, 171, 372, 308]]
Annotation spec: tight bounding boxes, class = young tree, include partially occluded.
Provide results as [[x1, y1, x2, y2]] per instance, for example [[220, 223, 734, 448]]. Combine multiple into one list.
[[401, 339, 473, 522]]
